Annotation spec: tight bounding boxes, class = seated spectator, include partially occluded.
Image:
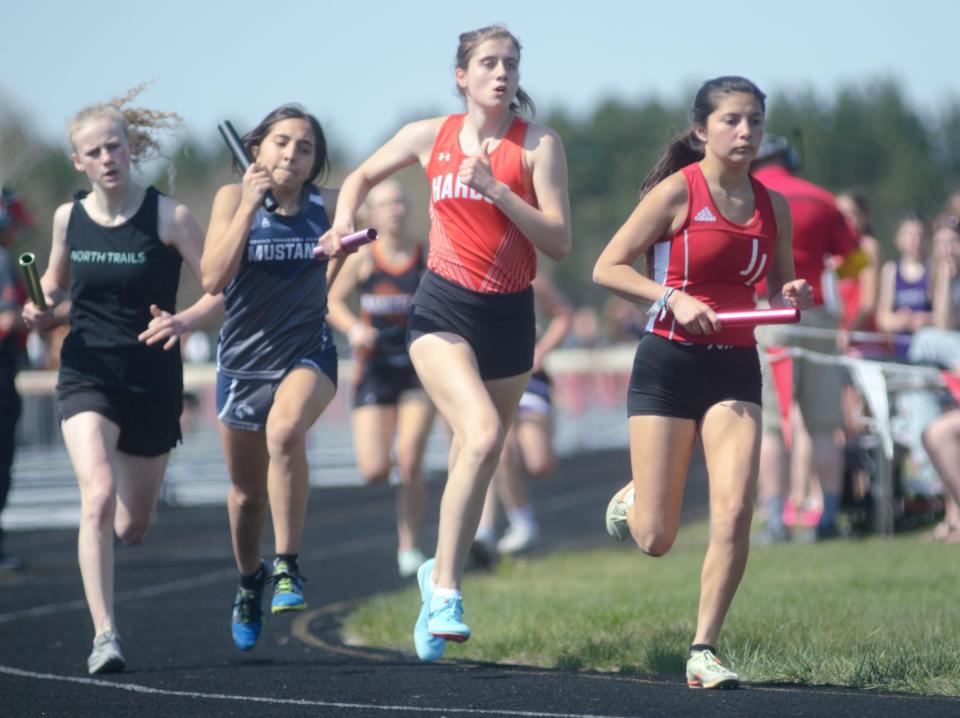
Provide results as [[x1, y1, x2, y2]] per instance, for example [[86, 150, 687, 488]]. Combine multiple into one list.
[[922, 409, 960, 542]]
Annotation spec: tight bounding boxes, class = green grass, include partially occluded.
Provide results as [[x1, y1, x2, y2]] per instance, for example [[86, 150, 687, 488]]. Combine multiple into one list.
[[343, 522, 960, 695]]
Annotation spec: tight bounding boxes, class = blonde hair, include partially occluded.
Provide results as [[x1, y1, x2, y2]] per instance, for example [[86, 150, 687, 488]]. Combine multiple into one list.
[[67, 83, 182, 167]]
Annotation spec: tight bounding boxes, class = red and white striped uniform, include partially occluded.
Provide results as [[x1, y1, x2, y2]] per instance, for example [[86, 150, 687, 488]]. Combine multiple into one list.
[[425, 114, 537, 294], [647, 163, 778, 347]]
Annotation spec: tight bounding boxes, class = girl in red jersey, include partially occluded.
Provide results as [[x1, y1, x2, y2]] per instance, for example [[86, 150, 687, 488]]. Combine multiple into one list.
[[321, 25, 571, 661], [593, 76, 812, 689]]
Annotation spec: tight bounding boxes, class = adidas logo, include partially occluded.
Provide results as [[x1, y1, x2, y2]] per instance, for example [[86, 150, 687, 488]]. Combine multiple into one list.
[[694, 206, 717, 222]]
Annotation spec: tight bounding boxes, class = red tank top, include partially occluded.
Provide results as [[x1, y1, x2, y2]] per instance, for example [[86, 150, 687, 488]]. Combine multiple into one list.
[[425, 114, 537, 293], [647, 163, 778, 347]]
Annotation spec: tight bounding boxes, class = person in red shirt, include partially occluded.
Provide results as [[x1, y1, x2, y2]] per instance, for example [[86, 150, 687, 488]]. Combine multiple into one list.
[[594, 76, 812, 689], [751, 136, 858, 542], [0, 187, 32, 573], [320, 25, 571, 661]]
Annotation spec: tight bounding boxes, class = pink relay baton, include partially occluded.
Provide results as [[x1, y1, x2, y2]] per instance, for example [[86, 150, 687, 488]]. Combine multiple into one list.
[[312, 228, 379, 259], [716, 308, 800, 327]]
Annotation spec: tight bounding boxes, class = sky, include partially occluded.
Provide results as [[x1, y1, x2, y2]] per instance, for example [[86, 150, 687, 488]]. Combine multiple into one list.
[[1, 1, 957, 165]]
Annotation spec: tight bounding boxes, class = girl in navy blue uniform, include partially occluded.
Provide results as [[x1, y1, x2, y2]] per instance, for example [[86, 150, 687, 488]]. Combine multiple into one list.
[[201, 105, 343, 651], [327, 180, 435, 578], [22, 87, 222, 675], [593, 76, 812, 689]]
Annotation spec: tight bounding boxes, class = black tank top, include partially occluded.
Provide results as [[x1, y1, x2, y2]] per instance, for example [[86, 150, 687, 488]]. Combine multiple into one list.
[[59, 187, 183, 393], [358, 243, 424, 362]]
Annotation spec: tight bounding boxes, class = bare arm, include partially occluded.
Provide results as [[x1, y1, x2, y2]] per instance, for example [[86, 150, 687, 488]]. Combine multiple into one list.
[[461, 124, 572, 261], [875, 261, 903, 333], [201, 160, 276, 294], [322, 120, 442, 252], [932, 257, 958, 330], [593, 172, 724, 335], [764, 191, 812, 311], [22, 203, 72, 332], [139, 197, 224, 349], [851, 235, 880, 330], [531, 273, 573, 370]]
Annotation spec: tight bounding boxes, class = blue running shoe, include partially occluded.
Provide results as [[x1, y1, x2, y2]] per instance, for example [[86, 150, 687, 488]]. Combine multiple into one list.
[[414, 558, 446, 661], [270, 558, 307, 614], [428, 594, 471, 642], [231, 561, 268, 651]]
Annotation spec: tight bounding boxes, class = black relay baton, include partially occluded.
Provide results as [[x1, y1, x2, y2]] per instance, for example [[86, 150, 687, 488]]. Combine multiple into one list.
[[217, 120, 279, 213], [18, 252, 46, 310]]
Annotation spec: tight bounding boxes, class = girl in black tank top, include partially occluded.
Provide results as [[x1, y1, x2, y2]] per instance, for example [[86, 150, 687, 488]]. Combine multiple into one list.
[[326, 180, 436, 579], [22, 89, 223, 675]]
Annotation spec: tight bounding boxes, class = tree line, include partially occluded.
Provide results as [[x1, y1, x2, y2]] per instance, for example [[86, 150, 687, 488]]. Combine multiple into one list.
[[3, 78, 958, 306]]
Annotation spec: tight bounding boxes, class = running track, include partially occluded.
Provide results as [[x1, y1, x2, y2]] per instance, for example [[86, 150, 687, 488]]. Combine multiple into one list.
[[2, 448, 958, 717]]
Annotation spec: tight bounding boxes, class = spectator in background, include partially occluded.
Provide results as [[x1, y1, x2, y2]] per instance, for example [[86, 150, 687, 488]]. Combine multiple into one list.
[[569, 305, 601, 348], [922, 409, 960, 542], [751, 134, 859, 542], [0, 187, 32, 572], [835, 190, 882, 355], [876, 215, 933, 356]]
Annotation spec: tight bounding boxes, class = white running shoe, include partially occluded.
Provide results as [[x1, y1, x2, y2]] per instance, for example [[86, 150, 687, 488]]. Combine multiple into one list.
[[87, 630, 125, 675], [604, 483, 635, 541], [398, 548, 426, 578], [686, 648, 739, 689], [497, 522, 540, 554]]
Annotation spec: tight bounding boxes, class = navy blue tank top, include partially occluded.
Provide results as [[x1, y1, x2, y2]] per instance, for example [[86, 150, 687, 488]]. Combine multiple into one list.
[[59, 187, 183, 393], [217, 186, 333, 379], [358, 243, 424, 364]]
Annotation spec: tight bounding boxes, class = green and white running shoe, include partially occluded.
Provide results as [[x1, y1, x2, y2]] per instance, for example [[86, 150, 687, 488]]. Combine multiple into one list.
[[604, 483, 634, 541], [686, 648, 739, 689]]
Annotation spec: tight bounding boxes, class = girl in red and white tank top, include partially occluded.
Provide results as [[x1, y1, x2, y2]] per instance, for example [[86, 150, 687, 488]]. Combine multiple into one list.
[[594, 77, 812, 690], [647, 162, 778, 346], [320, 26, 571, 661]]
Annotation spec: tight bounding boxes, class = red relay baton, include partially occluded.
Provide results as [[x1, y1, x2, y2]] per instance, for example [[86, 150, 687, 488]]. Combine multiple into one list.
[[715, 308, 800, 327], [312, 228, 378, 259]]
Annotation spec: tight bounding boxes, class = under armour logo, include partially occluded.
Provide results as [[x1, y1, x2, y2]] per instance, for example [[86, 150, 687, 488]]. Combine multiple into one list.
[[694, 206, 717, 222], [437, 152, 451, 162]]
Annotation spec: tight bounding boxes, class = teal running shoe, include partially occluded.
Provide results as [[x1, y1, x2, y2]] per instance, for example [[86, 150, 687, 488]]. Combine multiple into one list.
[[270, 558, 307, 614], [231, 561, 267, 651], [413, 558, 446, 661], [427, 594, 471, 642]]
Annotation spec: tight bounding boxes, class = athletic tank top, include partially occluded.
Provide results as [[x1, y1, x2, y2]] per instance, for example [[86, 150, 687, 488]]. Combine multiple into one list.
[[0, 247, 27, 394], [59, 187, 183, 392], [425, 114, 536, 294], [217, 186, 332, 379], [646, 163, 778, 347], [358, 243, 424, 364], [892, 262, 932, 313]]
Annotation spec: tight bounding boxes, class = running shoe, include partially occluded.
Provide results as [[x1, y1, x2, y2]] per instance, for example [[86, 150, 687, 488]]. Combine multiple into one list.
[[686, 648, 739, 689], [605, 483, 635, 541], [413, 558, 446, 661], [231, 561, 267, 651], [270, 558, 307, 614], [497, 521, 540, 555], [466, 537, 497, 571], [398, 547, 426, 579], [87, 630, 125, 675], [428, 594, 471, 642]]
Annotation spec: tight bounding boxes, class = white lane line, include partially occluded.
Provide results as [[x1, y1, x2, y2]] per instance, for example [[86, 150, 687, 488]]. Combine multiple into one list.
[[0, 664, 635, 718], [0, 532, 397, 624]]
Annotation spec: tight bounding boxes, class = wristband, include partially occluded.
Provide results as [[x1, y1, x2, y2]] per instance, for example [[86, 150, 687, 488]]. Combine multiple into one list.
[[656, 286, 676, 312]]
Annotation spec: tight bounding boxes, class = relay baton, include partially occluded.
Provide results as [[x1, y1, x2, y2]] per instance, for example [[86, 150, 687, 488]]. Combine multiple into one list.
[[311, 228, 378, 259], [17, 252, 46, 310], [217, 120, 279, 213], [716, 308, 800, 327]]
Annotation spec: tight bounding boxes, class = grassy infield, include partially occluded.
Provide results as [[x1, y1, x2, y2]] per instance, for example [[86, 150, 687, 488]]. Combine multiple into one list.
[[345, 522, 960, 696]]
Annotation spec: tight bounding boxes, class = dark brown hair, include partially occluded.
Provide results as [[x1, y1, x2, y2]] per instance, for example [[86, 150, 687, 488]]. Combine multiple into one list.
[[240, 104, 329, 185]]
